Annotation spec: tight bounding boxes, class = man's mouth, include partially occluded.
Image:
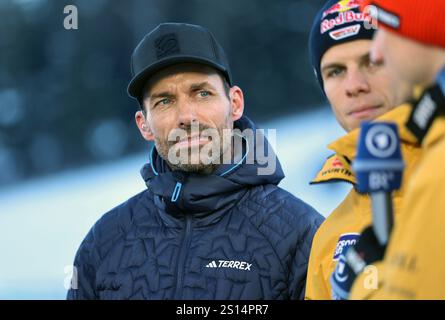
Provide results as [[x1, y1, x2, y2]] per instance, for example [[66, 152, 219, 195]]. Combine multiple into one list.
[[348, 105, 383, 119], [174, 135, 210, 148]]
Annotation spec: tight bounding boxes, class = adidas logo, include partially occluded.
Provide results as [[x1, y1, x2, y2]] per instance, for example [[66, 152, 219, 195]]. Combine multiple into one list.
[[205, 260, 252, 271], [206, 261, 218, 268]]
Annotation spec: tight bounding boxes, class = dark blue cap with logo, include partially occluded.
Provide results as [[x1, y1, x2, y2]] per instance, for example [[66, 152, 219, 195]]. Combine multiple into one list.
[[128, 22, 233, 105], [308, 0, 375, 92]]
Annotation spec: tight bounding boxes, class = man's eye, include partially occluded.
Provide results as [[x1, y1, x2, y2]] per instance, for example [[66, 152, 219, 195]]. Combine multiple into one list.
[[199, 90, 210, 97], [327, 68, 344, 78], [156, 98, 171, 106]]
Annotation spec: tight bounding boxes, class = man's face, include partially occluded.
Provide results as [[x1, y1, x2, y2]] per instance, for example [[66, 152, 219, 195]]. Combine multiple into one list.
[[135, 63, 244, 174], [321, 39, 413, 132], [370, 29, 438, 88]]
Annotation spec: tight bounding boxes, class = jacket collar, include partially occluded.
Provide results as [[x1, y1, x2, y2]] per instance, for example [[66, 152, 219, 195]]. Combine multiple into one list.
[[421, 71, 445, 149], [311, 104, 419, 185], [140, 116, 285, 218], [422, 116, 445, 150]]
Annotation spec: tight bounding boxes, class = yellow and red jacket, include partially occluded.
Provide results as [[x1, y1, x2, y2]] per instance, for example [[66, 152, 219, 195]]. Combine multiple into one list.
[[305, 104, 422, 300]]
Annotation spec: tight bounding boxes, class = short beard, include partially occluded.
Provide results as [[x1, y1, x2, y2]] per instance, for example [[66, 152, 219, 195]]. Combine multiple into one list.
[[154, 118, 233, 175]]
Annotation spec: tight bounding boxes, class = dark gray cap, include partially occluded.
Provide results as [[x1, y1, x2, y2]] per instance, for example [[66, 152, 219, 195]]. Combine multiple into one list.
[[127, 22, 233, 102]]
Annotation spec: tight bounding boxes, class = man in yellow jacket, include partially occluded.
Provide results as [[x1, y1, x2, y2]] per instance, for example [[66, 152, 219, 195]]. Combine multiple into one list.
[[305, 0, 421, 299], [348, 0, 445, 299]]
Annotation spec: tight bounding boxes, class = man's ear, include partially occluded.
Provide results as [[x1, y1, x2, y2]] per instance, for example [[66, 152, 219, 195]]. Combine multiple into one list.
[[135, 110, 154, 141], [229, 86, 244, 121]]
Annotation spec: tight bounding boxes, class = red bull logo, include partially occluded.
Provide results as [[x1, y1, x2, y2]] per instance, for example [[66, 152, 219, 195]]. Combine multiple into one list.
[[320, 9, 368, 34], [322, 0, 362, 18]]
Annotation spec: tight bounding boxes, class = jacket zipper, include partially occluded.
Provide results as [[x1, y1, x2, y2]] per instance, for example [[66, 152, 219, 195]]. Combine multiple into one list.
[[173, 214, 193, 299]]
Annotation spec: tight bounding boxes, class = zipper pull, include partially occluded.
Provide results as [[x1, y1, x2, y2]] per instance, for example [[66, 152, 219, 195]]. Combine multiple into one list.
[[171, 182, 182, 202]]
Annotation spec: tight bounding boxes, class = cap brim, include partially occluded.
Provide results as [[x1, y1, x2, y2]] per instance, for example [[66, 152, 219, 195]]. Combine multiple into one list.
[[127, 55, 231, 100]]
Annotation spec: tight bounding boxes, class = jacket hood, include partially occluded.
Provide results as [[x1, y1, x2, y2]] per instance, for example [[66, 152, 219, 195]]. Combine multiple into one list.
[[140, 116, 284, 217]]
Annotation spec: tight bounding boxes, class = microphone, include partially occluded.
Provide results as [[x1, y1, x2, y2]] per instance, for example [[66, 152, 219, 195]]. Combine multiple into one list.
[[330, 121, 405, 300], [352, 121, 405, 245]]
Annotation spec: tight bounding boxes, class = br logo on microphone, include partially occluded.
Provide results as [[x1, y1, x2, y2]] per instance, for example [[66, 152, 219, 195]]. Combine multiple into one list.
[[353, 122, 405, 193]]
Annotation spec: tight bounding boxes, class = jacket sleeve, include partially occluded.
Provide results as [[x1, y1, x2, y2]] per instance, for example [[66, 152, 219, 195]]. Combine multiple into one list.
[[288, 213, 324, 300], [66, 226, 101, 300]]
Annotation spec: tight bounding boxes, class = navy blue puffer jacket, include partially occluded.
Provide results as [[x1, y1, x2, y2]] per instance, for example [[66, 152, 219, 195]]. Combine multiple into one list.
[[67, 116, 323, 300]]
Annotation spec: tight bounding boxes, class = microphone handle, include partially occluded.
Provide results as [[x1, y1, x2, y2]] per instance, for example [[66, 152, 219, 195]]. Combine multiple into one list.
[[370, 191, 394, 246]]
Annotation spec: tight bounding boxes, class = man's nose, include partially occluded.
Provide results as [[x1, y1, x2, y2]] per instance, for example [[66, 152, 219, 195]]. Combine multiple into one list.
[[345, 68, 371, 97], [176, 98, 198, 128], [370, 30, 385, 67]]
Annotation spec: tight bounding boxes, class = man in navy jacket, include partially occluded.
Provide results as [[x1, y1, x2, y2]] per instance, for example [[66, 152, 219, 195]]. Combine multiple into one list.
[[67, 22, 323, 300]]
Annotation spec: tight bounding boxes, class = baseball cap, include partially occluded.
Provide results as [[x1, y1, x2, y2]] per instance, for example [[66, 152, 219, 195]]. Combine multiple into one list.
[[361, 0, 445, 49], [309, 0, 375, 92], [127, 22, 233, 104]]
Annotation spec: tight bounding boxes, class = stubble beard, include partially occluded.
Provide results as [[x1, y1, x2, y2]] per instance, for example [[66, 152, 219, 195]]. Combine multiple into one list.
[[154, 116, 234, 175]]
